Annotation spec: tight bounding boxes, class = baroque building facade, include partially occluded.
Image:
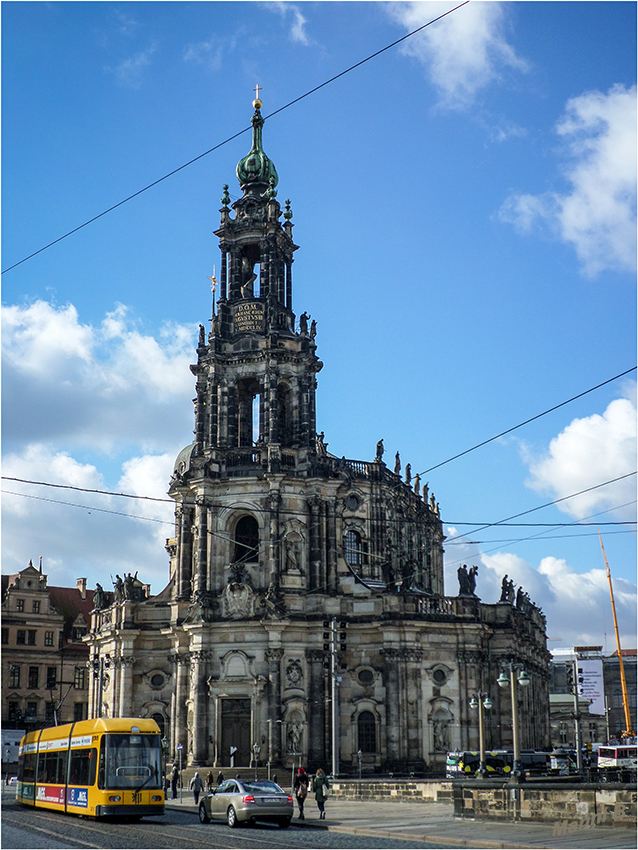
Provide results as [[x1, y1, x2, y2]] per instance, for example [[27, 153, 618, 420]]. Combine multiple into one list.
[[2, 562, 93, 735], [87, 97, 550, 775]]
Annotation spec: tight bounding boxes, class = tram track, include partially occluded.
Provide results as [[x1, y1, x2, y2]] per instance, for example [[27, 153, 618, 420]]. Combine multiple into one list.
[[3, 804, 311, 849]]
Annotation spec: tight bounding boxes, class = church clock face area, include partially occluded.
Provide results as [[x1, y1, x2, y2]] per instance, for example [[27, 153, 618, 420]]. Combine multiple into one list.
[[87, 94, 550, 777]]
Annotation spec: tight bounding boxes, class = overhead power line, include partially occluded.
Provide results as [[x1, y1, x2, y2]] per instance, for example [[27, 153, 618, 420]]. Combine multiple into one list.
[[418, 366, 637, 476], [1, 1, 469, 275], [445, 471, 637, 545]]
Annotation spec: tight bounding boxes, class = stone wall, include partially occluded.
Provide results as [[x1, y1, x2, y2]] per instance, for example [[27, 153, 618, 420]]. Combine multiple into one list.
[[330, 779, 453, 803], [452, 782, 637, 828]]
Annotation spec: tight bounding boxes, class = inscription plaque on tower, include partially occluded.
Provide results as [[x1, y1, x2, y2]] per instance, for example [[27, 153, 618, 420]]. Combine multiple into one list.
[[233, 301, 264, 333]]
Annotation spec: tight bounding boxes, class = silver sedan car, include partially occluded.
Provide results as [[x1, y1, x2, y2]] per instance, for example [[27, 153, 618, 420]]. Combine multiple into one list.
[[198, 779, 293, 828]]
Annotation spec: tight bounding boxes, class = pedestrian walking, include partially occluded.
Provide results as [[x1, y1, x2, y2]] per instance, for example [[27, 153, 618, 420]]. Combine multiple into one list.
[[206, 770, 214, 792], [293, 767, 309, 820], [170, 765, 179, 800], [312, 768, 330, 819], [216, 771, 224, 786], [189, 771, 204, 805]]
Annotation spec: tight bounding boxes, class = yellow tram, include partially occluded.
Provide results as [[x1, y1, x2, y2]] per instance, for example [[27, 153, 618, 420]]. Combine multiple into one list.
[[16, 717, 165, 818]]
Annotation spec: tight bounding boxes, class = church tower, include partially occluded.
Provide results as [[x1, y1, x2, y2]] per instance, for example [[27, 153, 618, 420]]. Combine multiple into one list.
[[88, 96, 550, 776]]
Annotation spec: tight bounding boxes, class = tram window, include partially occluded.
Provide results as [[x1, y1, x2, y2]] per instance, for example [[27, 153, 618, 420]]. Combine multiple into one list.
[[38, 751, 68, 784], [102, 734, 162, 790], [69, 748, 97, 786], [23, 753, 36, 782]]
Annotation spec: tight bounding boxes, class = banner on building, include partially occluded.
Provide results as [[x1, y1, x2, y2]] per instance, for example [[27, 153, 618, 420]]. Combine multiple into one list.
[[577, 658, 605, 715]]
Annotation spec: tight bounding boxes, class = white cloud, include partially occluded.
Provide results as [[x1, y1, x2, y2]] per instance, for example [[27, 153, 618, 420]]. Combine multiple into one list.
[[266, 2, 310, 46], [108, 42, 158, 88], [524, 389, 637, 521], [384, 1, 528, 109], [183, 36, 228, 70], [2, 300, 196, 454], [2, 445, 172, 593], [1, 299, 196, 592], [444, 546, 636, 649], [500, 84, 637, 276]]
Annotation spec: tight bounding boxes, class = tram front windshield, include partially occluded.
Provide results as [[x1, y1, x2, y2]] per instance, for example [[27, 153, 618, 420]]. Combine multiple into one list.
[[101, 734, 162, 790]]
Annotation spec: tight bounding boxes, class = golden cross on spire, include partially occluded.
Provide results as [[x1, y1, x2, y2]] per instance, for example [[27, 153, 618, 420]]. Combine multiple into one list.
[[253, 83, 261, 101]]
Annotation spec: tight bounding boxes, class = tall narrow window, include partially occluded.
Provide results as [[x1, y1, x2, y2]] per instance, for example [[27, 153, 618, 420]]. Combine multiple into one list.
[[344, 530, 363, 566], [358, 711, 376, 754], [28, 667, 39, 689], [233, 515, 259, 564], [9, 665, 21, 689]]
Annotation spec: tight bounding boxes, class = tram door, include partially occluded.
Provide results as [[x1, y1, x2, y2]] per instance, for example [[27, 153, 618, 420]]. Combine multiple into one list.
[[221, 698, 251, 766]]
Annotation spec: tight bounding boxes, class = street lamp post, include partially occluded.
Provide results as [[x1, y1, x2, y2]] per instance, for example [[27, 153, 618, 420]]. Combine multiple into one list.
[[497, 665, 530, 782], [469, 692, 492, 779], [266, 719, 282, 781], [253, 743, 260, 780]]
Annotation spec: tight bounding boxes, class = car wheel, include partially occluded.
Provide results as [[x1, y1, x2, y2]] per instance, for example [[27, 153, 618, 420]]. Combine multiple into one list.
[[199, 802, 210, 824], [227, 805, 238, 828], [279, 817, 291, 828]]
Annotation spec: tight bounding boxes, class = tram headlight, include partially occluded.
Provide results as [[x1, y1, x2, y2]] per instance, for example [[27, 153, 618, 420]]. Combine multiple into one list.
[[109, 795, 122, 802], [151, 795, 162, 802]]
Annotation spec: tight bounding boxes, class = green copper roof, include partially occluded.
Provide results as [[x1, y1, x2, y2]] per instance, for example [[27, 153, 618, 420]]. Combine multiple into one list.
[[236, 102, 279, 192]]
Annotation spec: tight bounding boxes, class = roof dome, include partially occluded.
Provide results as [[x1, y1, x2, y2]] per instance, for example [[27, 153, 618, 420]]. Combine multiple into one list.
[[236, 102, 279, 193]]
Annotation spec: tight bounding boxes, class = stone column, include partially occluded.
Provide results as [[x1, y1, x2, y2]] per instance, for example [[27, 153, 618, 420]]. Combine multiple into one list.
[[220, 246, 228, 301], [308, 496, 321, 591], [190, 651, 212, 765], [177, 505, 194, 600], [170, 653, 190, 757], [266, 649, 284, 762], [260, 240, 269, 300], [308, 378, 317, 449], [327, 501, 337, 594], [287, 258, 293, 309], [306, 649, 326, 766], [218, 381, 229, 448], [118, 655, 135, 717], [194, 498, 208, 594], [299, 379, 309, 446], [267, 490, 281, 586], [381, 648, 401, 767], [194, 384, 206, 453], [230, 248, 241, 300]]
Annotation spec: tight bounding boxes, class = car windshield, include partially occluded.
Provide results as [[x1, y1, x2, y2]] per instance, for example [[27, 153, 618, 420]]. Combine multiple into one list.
[[100, 733, 162, 790], [241, 781, 283, 794]]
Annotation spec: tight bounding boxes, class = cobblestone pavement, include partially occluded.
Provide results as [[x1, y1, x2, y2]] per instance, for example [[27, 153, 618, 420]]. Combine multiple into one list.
[[167, 794, 637, 849]]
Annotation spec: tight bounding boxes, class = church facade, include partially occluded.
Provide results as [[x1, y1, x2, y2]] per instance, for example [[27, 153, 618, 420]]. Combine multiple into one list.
[[87, 97, 550, 775]]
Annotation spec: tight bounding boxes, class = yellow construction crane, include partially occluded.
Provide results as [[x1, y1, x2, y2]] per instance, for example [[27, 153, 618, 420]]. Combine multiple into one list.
[[598, 530, 635, 738]]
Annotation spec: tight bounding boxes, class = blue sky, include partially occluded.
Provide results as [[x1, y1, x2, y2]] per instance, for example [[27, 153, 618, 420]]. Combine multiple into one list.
[[2, 1, 636, 649]]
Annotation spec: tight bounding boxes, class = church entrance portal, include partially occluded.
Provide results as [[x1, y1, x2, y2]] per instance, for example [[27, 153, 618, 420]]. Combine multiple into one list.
[[221, 698, 251, 766]]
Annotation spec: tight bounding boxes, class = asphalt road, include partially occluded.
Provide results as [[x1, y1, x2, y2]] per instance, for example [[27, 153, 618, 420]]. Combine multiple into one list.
[[1, 797, 462, 850]]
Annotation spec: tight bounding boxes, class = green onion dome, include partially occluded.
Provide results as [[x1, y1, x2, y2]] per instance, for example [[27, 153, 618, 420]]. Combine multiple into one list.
[[236, 100, 279, 193]]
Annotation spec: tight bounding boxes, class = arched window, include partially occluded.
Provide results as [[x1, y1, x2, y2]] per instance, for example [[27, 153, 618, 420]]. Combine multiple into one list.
[[234, 515, 259, 563], [151, 713, 166, 738], [613, 689, 623, 709], [344, 530, 364, 566], [358, 711, 376, 754]]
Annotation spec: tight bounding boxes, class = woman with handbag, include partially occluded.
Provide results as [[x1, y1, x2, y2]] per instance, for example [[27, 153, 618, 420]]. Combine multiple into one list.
[[293, 767, 309, 819], [312, 767, 330, 819]]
